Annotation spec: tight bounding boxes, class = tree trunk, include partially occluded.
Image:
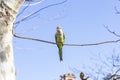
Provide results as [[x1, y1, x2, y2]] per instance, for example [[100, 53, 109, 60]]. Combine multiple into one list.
[[0, 0, 24, 80]]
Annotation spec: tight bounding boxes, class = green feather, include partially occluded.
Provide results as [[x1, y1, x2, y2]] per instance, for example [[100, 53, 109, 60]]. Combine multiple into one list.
[[59, 47, 63, 61], [57, 42, 63, 61]]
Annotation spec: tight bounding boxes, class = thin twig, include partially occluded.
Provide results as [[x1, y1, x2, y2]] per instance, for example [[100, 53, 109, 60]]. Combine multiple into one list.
[[108, 69, 120, 80], [16, 1, 31, 18], [15, 0, 68, 24], [104, 25, 120, 38], [115, 68, 120, 74], [14, 1, 31, 29], [114, 6, 120, 14], [14, 34, 120, 46], [23, 0, 45, 7]]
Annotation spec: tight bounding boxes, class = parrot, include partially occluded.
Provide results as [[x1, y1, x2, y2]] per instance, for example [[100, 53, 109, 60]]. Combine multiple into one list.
[[55, 26, 65, 61]]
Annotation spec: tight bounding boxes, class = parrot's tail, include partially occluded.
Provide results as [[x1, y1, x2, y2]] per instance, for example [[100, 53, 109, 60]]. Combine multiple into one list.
[[59, 48, 63, 61]]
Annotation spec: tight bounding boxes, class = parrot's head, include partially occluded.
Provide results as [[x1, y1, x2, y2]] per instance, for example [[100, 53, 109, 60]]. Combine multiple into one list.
[[57, 26, 62, 32]]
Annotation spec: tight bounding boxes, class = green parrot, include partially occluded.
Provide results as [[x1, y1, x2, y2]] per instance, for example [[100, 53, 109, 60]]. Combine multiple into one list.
[[55, 26, 65, 61]]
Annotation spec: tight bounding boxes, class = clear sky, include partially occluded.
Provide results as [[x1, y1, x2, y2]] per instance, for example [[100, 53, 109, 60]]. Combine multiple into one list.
[[13, 0, 120, 80]]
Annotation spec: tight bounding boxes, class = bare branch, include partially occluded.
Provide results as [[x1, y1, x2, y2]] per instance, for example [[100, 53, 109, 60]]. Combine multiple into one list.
[[64, 40, 120, 46], [14, 34, 56, 44], [107, 69, 120, 80], [114, 6, 120, 14], [14, 34, 120, 46], [104, 25, 120, 38], [16, 1, 31, 21], [14, 1, 31, 29], [103, 54, 120, 80], [23, 0, 45, 7], [115, 68, 120, 74], [14, 0, 68, 24], [25, 0, 32, 1]]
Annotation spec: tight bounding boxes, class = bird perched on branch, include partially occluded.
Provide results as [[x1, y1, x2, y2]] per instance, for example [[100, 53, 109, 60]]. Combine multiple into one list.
[[55, 26, 65, 61], [80, 72, 89, 80]]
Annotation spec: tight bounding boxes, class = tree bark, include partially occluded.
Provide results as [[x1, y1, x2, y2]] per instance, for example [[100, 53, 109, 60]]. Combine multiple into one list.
[[0, 0, 24, 80]]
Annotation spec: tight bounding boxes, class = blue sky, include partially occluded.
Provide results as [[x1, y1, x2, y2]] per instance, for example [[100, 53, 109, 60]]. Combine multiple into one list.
[[13, 0, 120, 80]]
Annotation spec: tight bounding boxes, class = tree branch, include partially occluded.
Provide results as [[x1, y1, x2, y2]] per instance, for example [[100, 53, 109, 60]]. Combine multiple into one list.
[[14, 34, 120, 46], [14, 34, 56, 44], [114, 6, 120, 14], [23, 0, 45, 7], [14, 0, 68, 24], [16, 1, 31, 18], [104, 25, 120, 38]]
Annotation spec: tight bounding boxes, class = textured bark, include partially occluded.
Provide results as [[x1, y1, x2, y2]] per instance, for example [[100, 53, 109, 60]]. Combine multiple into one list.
[[0, 0, 24, 80]]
